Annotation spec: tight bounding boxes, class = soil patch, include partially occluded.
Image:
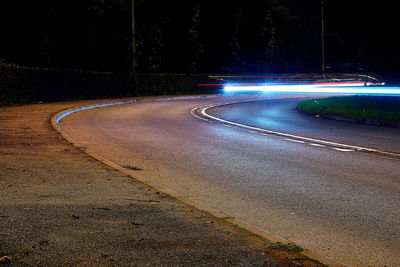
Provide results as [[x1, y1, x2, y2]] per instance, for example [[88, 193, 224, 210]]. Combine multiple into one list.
[[0, 98, 323, 266]]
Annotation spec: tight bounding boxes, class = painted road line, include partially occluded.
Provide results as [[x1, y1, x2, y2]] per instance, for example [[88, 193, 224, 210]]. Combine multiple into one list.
[[310, 143, 326, 147], [284, 138, 306, 144], [191, 101, 400, 159], [332, 148, 355, 152]]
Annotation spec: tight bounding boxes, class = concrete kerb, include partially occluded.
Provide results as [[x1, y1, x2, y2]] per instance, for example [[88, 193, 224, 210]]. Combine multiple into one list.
[[54, 95, 217, 124], [51, 95, 227, 216], [51, 95, 346, 267]]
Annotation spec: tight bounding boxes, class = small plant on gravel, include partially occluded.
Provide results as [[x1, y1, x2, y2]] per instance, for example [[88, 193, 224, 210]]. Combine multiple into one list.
[[269, 242, 303, 252]]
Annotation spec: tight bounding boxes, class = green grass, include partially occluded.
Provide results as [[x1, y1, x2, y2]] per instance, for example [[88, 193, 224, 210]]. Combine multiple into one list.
[[297, 96, 400, 124], [268, 242, 303, 253]]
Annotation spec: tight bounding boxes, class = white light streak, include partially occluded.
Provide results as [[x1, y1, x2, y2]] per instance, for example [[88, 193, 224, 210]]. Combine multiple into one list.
[[224, 84, 400, 95]]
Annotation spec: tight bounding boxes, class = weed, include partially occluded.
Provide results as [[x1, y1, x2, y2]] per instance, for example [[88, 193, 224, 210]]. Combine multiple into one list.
[[269, 242, 303, 253]]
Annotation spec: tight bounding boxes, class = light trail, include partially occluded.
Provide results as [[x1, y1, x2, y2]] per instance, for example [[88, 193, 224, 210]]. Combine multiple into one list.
[[201, 74, 393, 94], [200, 81, 374, 87], [223, 84, 400, 95]]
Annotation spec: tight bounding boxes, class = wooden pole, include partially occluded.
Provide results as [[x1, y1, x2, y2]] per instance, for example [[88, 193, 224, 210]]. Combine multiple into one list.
[[132, 0, 138, 94]]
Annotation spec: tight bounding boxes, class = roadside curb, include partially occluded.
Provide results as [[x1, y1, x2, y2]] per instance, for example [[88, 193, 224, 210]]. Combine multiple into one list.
[[51, 95, 347, 267], [51, 95, 233, 220]]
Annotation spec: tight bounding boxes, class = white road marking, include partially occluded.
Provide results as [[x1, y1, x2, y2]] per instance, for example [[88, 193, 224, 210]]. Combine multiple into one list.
[[310, 143, 326, 147], [332, 148, 355, 152], [284, 138, 306, 144], [191, 101, 400, 159]]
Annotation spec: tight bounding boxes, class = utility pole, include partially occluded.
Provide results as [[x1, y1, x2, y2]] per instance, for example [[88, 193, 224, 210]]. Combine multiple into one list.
[[132, 0, 138, 94], [321, 0, 325, 77]]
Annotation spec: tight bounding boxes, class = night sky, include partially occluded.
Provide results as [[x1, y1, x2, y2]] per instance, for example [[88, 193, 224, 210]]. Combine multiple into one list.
[[1, 0, 399, 79]]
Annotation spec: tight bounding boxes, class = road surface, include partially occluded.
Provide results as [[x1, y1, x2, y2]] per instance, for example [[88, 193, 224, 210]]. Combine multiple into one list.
[[60, 93, 400, 266]]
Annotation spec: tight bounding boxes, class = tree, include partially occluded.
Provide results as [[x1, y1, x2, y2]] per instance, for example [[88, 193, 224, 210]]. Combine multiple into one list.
[[261, 0, 276, 71], [187, 1, 203, 73]]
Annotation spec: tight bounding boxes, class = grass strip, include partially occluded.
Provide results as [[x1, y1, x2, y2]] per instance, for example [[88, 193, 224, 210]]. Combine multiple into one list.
[[297, 96, 400, 126]]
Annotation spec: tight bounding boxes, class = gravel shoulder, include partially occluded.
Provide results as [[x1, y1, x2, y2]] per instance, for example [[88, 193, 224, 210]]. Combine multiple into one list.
[[0, 99, 323, 266]]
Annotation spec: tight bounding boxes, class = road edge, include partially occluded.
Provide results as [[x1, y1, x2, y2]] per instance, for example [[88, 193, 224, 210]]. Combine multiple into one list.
[[191, 101, 400, 159], [51, 95, 347, 267]]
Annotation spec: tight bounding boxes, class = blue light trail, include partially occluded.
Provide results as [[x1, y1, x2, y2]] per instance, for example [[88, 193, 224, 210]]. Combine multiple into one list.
[[224, 84, 400, 95]]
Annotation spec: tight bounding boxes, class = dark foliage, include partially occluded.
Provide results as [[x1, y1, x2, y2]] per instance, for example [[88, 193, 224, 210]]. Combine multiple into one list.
[[0, 65, 219, 106], [1, 0, 399, 76]]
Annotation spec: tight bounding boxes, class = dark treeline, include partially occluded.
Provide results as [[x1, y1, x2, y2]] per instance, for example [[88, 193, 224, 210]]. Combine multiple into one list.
[[1, 0, 399, 75]]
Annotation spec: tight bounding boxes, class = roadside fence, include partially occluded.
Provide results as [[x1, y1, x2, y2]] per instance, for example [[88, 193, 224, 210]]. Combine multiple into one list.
[[0, 64, 221, 105]]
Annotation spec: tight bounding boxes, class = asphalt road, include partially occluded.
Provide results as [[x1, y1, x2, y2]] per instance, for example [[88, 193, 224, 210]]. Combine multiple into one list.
[[60, 93, 400, 266]]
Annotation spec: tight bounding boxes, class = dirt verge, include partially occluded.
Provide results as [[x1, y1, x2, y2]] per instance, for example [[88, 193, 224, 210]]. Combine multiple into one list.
[[0, 98, 325, 266]]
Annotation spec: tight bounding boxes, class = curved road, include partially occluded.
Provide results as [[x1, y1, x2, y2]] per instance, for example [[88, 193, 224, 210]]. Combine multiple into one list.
[[60, 94, 400, 266]]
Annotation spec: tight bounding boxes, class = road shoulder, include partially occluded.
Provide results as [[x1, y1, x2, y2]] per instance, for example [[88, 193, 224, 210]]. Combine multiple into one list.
[[1, 98, 324, 266]]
